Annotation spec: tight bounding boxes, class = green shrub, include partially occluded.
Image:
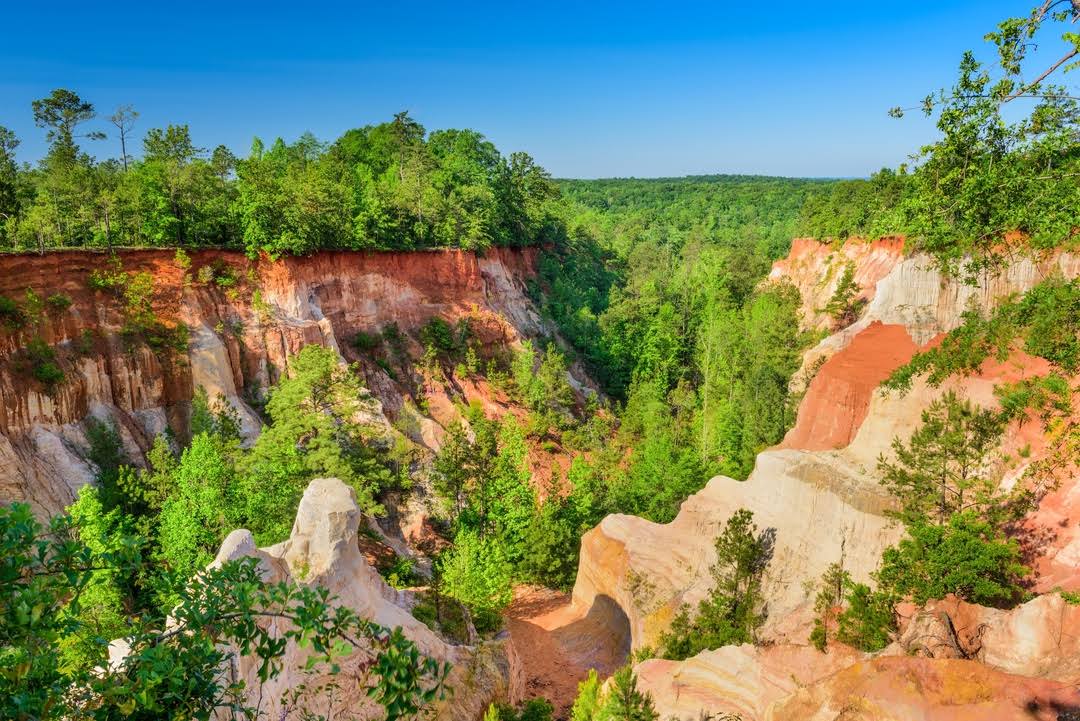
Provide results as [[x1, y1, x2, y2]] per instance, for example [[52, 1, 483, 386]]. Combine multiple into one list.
[[27, 336, 63, 389], [381, 555, 420, 589], [0, 295, 27, 330], [75, 328, 96, 355], [174, 248, 191, 269], [351, 330, 380, 353], [876, 512, 1029, 607], [485, 698, 555, 721], [45, 293, 72, 313], [87, 267, 128, 295], [835, 581, 895, 652], [419, 316, 470, 363], [659, 509, 772, 660], [438, 528, 512, 633], [819, 262, 865, 329]]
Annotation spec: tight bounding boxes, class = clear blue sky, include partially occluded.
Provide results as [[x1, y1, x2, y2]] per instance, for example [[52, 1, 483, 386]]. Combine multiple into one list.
[[1, 0, 1021, 178]]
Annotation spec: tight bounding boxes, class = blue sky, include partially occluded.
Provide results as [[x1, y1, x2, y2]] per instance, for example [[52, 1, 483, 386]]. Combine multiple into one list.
[[1, 0, 1023, 177]]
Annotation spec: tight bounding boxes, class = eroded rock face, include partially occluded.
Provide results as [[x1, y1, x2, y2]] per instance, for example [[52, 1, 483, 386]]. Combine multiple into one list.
[[211, 477, 523, 721], [764, 656, 1080, 721], [781, 321, 918, 451], [570, 449, 903, 651], [0, 248, 549, 516], [891, 593, 1080, 686], [767, 236, 906, 333], [633, 644, 863, 721]]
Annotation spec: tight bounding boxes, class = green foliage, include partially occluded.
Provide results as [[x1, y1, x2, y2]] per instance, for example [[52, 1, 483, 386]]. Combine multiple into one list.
[[597, 666, 659, 721], [0, 294, 27, 330], [0, 501, 449, 720], [158, 432, 241, 577], [660, 509, 773, 660], [189, 385, 242, 442], [511, 340, 577, 433], [381, 555, 420, 590], [4, 96, 563, 254], [57, 487, 129, 674], [438, 528, 512, 631], [487, 698, 556, 721], [819, 262, 865, 329], [87, 261, 189, 356], [45, 292, 72, 312], [835, 580, 896, 652], [809, 562, 851, 652], [799, 8, 1080, 274], [559, 175, 825, 262], [795, 169, 909, 241], [836, 391, 1036, 651], [570, 669, 603, 721], [886, 278, 1080, 392], [241, 345, 393, 542], [419, 316, 463, 357], [520, 492, 585, 591], [877, 391, 1012, 526], [542, 210, 809, 523], [351, 329, 381, 353], [876, 511, 1029, 607], [83, 416, 127, 501], [26, 336, 64, 389]]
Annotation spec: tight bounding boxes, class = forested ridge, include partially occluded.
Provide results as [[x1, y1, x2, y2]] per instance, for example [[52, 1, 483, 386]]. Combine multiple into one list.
[[0, 102, 563, 256]]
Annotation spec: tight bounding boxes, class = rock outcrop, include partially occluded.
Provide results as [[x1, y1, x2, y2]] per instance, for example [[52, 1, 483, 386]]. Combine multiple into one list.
[[891, 593, 1080, 685], [571, 448, 902, 650], [764, 656, 1080, 721], [573, 241, 1080, 653], [210, 477, 523, 720], [0, 248, 552, 516], [633, 644, 863, 721]]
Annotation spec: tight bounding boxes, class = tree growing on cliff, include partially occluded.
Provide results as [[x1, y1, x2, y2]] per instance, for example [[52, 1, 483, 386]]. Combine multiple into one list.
[[809, 561, 851, 652], [833, 391, 1034, 650], [878, 391, 1014, 527], [819, 262, 865, 330], [835, 580, 896, 652], [876, 511, 1029, 607], [659, 509, 774, 660], [598, 666, 659, 721], [240, 344, 394, 542]]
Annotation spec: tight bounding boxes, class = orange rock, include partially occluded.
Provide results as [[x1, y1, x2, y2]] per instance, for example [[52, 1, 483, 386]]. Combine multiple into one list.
[[0, 247, 543, 515], [781, 321, 917, 450], [766, 656, 1080, 721]]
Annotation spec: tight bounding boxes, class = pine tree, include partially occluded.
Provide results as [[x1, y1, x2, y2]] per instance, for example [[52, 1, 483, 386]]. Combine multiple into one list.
[[819, 262, 864, 329], [599, 666, 658, 721], [877, 391, 1008, 526]]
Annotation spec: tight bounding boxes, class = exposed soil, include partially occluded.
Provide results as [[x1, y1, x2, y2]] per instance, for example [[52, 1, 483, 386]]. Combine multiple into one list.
[[506, 585, 629, 719]]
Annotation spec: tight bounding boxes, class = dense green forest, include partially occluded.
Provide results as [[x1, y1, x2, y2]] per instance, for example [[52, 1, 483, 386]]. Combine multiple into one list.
[[0, 98, 562, 255], [541, 175, 818, 491]]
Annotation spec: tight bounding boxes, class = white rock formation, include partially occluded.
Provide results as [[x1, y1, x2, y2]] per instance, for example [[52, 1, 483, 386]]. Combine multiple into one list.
[[207, 477, 522, 720]]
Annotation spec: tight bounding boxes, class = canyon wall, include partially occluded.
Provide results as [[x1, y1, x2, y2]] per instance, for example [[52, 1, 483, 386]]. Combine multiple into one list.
[[0, 247, 552, 517], [573, 238, 1080, 720]]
